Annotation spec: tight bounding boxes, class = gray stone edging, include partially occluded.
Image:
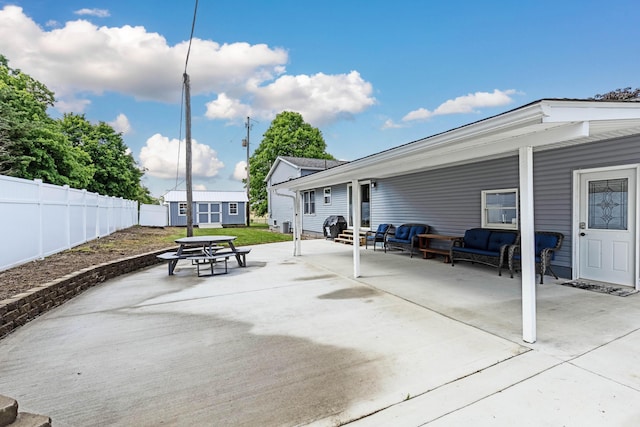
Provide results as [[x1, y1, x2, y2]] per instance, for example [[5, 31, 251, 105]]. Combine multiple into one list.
[[0, 247, 174, 340]]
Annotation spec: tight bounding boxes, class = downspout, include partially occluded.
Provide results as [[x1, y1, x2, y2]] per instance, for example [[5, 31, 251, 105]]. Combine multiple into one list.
[[275, 189, 302, 256], [351, 179, 361, 278]]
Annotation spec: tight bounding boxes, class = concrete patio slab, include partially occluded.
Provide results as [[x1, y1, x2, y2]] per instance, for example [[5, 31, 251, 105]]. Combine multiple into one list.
[[1, 238, 640, 426]]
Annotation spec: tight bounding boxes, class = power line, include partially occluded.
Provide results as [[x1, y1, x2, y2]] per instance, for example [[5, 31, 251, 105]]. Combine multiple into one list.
[[184, 0, 199, 73], [174, 0, 199, 191]]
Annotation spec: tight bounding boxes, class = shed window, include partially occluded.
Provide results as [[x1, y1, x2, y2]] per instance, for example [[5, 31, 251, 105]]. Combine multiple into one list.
[[481, 189, 518, 229], [229, 202, 238, 215], [178, 202, 187, 216]]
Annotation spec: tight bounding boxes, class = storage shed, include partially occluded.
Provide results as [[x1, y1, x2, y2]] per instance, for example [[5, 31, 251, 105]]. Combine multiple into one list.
[[162, 190, 248, 227]]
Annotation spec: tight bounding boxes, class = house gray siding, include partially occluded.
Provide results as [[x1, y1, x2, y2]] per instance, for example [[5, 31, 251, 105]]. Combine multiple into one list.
[[305, 134, 640, 278], [302, 185, 349, 235], [532, 133, 640, 272], [268, 162, 299, 230]]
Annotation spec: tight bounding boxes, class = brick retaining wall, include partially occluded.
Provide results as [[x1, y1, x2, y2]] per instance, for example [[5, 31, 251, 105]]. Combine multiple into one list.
[[0, 248, 174, 340]]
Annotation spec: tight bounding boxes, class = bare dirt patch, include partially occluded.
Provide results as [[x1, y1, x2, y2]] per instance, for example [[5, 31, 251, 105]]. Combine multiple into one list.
[[0, 226, 181, 301]]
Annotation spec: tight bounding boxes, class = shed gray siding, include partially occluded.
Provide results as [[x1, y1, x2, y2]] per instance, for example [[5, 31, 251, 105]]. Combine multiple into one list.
[[168, 201, 246, 226], [221, 202, 246, 225]]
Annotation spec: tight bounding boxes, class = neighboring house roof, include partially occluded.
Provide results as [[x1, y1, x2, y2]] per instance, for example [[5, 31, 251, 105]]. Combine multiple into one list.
[[162, 190, 248, 203], [265, 156, 349, 184], [272, 99, 640, 191]]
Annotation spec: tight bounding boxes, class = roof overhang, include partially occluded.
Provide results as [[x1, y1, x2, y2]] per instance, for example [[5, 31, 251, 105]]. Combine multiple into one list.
[[272, 100, 640, 191]]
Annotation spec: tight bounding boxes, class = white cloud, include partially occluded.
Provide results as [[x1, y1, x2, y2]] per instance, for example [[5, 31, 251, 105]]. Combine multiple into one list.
[[109, 113, 132, 135], [205, 94, 252, 121], [381, 119, 406, 129], [0, 6, 376, 124], [194, 183, 208, 191], [233, 161, 247, 181], [206, 71, 376, 126], [402, 89, 518, 123], [139, 133, 224, 179], [74, 8, 110, 18]]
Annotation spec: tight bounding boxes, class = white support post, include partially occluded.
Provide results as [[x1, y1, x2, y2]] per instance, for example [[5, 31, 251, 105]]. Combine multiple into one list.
[[519, 146, 537, 343], [352, 179, 361, 278], [293, 190, 302, 256]]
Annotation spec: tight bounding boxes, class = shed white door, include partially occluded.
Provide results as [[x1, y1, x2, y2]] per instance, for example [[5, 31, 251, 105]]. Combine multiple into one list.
[[197, 203, 221, 225], [577, 168, 636, 286]]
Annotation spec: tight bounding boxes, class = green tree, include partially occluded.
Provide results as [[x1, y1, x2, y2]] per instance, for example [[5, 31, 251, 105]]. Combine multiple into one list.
[[59, 114, 153, 202], [248, 111, 334, 216], [592, 87, 640, 101], [0, 55, 94, 187]]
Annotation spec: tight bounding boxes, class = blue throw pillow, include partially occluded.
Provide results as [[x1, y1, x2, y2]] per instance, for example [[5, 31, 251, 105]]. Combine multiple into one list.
[[395, 226, 410, 240]]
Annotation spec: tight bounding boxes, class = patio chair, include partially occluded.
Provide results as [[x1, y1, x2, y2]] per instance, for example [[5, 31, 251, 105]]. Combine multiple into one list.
[[365, 224, 393, 251], [508, 231, 564, 284]]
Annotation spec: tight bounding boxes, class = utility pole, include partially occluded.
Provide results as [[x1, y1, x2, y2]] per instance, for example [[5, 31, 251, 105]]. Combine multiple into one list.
[[184, 72, 194, 236], [243, 116, 251, 227]]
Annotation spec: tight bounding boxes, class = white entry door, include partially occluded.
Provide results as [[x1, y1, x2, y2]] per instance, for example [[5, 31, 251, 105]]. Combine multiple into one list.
[[578, 168, 637, 286]]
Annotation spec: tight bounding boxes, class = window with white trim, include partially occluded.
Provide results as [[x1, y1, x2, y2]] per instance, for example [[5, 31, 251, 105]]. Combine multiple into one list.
[[481, 188, 518, 229], [323, 188, 331, 205], [303, 190, 315, 215], [178, 202, 187, 216], [229, 202, 238, 215]]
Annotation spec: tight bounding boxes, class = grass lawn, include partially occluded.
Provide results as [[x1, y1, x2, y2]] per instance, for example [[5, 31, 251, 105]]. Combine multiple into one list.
[[165, 223, 293, 247]]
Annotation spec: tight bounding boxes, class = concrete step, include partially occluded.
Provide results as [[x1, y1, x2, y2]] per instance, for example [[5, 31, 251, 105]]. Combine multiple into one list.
[[11, 413, 51, 427], [0, 395, 18, 426], [0, 395, 50, 427]]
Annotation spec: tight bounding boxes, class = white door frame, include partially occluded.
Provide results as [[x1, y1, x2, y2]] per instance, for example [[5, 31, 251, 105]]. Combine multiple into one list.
[[572, 164, 640, 290]]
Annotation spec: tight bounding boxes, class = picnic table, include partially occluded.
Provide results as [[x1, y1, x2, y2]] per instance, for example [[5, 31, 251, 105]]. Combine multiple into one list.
[[157, 235, 251, 276]]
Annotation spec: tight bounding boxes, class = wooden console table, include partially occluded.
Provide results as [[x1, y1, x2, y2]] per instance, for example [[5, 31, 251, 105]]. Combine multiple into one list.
[[417, 234, 460, 263]]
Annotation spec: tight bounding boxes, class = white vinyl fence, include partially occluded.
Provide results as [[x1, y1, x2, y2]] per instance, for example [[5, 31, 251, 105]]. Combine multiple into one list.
[[139, 203, 168, 226], [0, 175, 138, 271]]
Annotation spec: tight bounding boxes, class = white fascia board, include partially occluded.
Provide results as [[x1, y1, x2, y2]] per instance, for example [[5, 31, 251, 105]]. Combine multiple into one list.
[[541, 100, 640, 122]]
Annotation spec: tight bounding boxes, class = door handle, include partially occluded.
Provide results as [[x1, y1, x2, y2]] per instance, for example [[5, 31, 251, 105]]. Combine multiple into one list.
[[580, 232, 586, 236]]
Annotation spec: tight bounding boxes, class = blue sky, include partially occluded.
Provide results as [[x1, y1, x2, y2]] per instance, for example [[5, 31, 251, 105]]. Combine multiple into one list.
[[1, 1, 638, 197]]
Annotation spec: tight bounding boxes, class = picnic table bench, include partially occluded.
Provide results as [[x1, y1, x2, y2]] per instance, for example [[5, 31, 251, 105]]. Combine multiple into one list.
[[156, 236, 250, 275]]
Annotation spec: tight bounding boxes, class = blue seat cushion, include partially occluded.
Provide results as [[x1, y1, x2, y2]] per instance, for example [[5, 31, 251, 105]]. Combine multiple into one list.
[[387, 237, 411, 244], [453, 247, 500, 257], [513, 254, 542, 263], [487, 231, 518, 252], [463, 229, 492, 250]]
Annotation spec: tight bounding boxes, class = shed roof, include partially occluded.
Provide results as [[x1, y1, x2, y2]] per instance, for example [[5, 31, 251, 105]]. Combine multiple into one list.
[[162, 190, 248, 203]]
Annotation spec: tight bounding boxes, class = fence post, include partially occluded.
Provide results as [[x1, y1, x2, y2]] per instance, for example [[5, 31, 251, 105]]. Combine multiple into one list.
[[35, 179, 44, 260], [65, 185, 71, 249]]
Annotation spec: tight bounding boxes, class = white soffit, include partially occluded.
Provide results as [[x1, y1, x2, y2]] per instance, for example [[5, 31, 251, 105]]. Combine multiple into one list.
[[273, 100, 640, 191]]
